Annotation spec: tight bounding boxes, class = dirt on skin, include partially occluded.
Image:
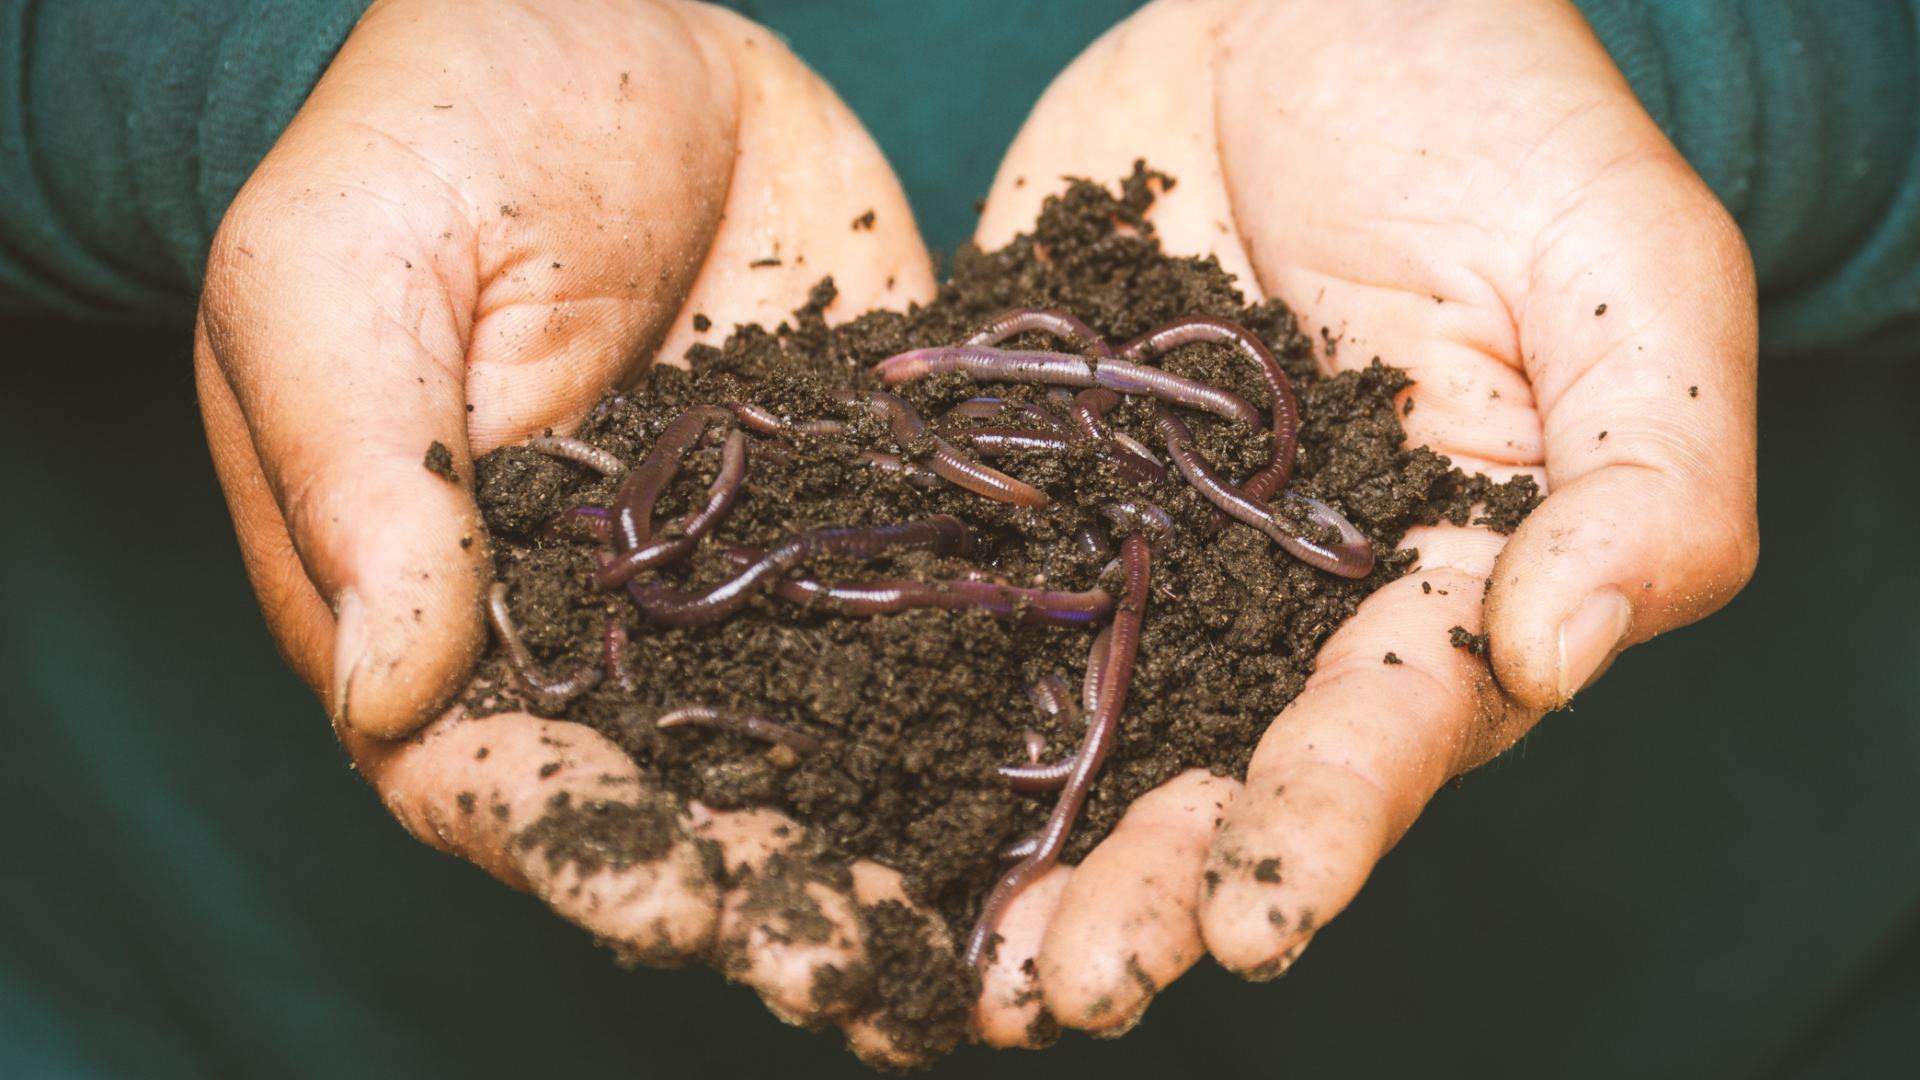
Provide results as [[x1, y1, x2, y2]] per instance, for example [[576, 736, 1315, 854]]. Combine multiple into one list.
[[462, 165, 1538, 1057]]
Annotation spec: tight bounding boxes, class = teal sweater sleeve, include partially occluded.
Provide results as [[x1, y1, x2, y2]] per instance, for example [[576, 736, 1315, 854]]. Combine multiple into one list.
[[0, 0, 366, 322], [1, 0, 1916, 354], [1577, 0, 1920, 353]]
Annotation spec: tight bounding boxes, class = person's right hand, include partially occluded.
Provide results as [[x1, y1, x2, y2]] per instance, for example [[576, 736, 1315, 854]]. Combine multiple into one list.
[[195, 0, 947, 1062]]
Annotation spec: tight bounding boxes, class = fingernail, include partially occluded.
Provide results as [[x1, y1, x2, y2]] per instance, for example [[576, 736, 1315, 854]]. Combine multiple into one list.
[[331, 586, 366, 729], [1555, 588, 1632, 702]]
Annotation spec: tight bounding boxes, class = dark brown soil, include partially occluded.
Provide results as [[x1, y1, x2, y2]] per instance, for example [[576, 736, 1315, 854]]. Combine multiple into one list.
[[464, 165, 1536, 1057]]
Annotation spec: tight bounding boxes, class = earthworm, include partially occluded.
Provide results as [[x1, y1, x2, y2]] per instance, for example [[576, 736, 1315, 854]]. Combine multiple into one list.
[[1027, 674, 1074, 717], [1074, 526, 1115, 562], [596, 429, 748, 587], [626, 516, 972, 626], [966, 308, 1115, 359], [957, 426, 1072, 456], [1070, 388, 1124, 442], [1100, 500, 1176, 549], [965, 536, 1149, 968], [851, 389, 1049, 507], [856, 451, 942, 488], [1156, 404, 1374, 578], [1120, 315, 1301, 500], [545, 505, 613, 543], [728, 401, 847, 438], [655, 706, 824, 754], [961, 425, 1164, 486], [526, 435, 626, 477], [872, 346, 1262, 427], [612, 405, 731, 550], [998, 836, 1039, 862], [484, 582, 604, 711], [1002, 625, 1111, 794], [1023, 729, 1049, 762], [939, 397, 1065, 431], [603, 615, 635, 691], [719, 548, 1113, 627]]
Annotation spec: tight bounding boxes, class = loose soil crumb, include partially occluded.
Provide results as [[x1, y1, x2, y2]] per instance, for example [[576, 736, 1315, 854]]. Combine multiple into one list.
[[1448, 626, 1491, 657], [423, 440, 457, 482], [464, 164, 1538, 1057]]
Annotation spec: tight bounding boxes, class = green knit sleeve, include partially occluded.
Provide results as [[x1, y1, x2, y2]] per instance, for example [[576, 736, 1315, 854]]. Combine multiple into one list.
[[1573, 0, 1920, 354], [0, 0, 369, 322]]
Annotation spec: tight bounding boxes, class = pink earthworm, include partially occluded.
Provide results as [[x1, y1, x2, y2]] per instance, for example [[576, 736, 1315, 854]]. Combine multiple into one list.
[[655, 706, 824, 754], [938, 397, 1067, 432], [717, 548, 1113, 627], [966, 308, 1115, 360], [611, 405, 732, 551], [1156, 403, 1374, 578], [994, 628, 1111, 796], [872, 346, 1262, 428], [526, 435, 626, 477], [625, 516, 972, 626], [1120, 315, 1301, 501], [596, 429, 748, 588], [484, 582, 604, 711], [843, 389, 1049, 507]]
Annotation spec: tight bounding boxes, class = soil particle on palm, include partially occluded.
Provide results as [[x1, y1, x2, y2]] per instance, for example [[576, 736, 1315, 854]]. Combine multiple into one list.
[[1448, 626, 1491, 657], [424, 440, 457, 482], [512, 790, 684, 876], [464, 163, 1538, 1049]]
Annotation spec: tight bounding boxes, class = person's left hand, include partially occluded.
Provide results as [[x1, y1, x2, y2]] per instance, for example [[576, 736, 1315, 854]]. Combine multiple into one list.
[[967, 0, 1759, 1042]]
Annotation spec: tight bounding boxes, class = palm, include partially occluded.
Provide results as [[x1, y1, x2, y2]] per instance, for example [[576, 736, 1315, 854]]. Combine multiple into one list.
[[970, 0, 1756, 1042]]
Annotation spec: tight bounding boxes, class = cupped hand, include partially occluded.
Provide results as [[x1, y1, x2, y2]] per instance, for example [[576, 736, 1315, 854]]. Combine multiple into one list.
[[196, 0, 945, 1062], [970, 0, 1758, 1042]]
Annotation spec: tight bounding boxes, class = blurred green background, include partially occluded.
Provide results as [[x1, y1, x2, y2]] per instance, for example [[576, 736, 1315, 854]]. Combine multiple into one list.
[[4, 1, 1918, 1076]]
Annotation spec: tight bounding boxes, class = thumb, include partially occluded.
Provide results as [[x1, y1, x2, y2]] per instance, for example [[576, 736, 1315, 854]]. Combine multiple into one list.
[[1486, 158, 1760, 710]]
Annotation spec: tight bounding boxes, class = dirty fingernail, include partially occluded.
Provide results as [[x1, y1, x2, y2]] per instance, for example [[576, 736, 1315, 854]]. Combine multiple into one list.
[[1555, 588, 1632, 702]]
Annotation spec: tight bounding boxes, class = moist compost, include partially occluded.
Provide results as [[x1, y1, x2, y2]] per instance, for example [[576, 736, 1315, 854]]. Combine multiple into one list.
[[465, 165, 1537, 1055]]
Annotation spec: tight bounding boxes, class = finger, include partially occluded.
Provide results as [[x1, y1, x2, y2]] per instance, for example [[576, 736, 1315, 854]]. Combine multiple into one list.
[[1486, 163, 1758, 709], [362, 710, 721, 965], [973, 865, 1071, 1049], [976, 0, 1258, 289], [654, 5, 936, 367], [1039, 770, 1240, 1035], [1200, 525, 1536, 976]]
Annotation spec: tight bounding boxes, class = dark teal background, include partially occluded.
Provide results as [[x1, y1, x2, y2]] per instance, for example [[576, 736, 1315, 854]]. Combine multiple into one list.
[[4, 2, 1920, 1076]]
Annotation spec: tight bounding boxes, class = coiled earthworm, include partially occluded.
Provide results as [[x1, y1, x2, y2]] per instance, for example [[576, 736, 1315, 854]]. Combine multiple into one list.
[[1120, 315, 1301, 500], [611, 405, 732, 551], [1155, 404, 1374, 578], [846, 389, 1049, 507], [596, 430, 748, 587], [965, 536, 1148, 968], [485, 582, 604, 711]]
